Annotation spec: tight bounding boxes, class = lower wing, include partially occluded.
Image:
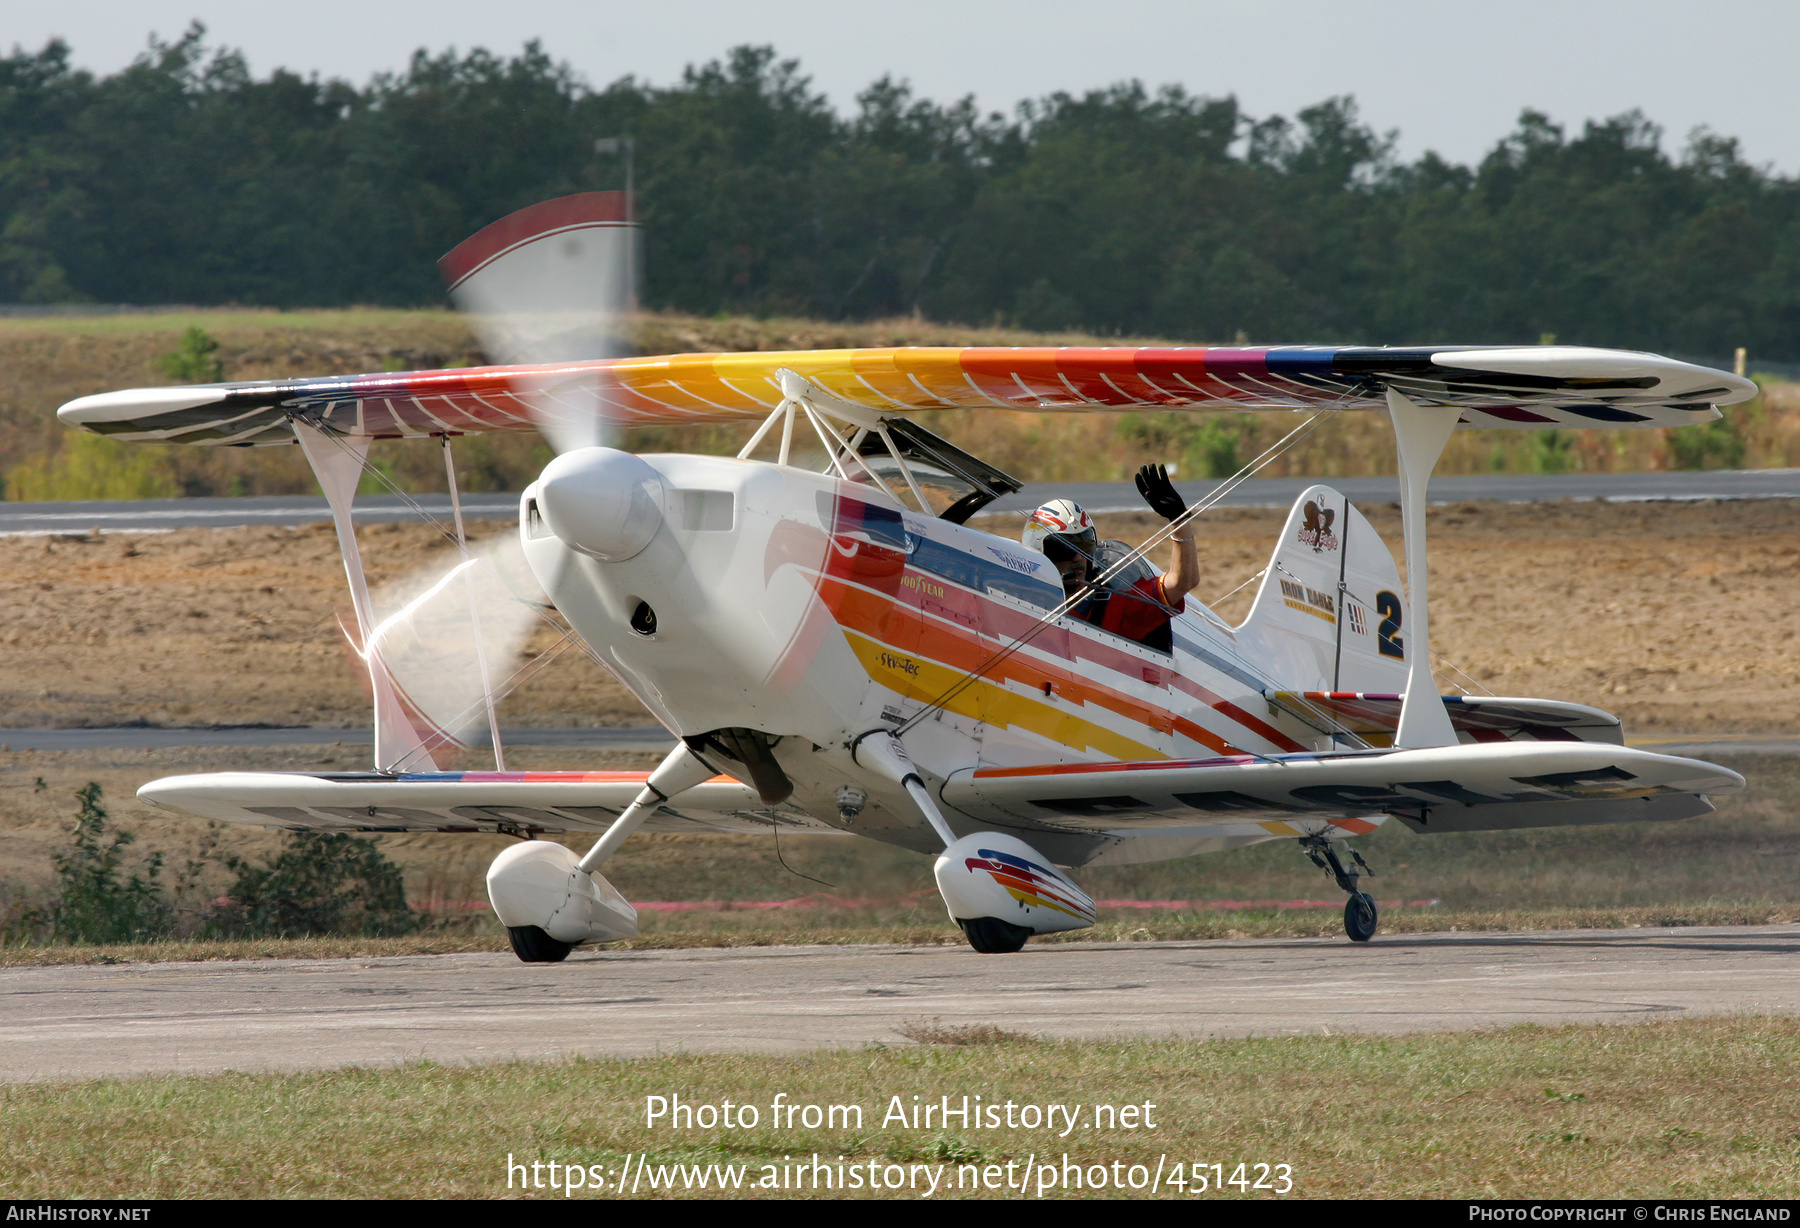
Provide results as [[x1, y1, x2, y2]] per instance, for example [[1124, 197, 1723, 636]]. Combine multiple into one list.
[[943, 742, 1741, 839], [137, 770, 841, 835]]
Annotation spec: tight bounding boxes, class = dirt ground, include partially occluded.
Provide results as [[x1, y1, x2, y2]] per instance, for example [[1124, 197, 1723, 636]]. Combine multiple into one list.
[[1, 497, 1794, 736], [0, 517, 640, 732]]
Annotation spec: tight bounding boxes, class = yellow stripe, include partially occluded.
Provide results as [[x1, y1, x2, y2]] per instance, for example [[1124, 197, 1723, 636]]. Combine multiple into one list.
[[1259, 820, 1302, 836], [846, 631, 1164, 761], [1005, 886, 1090, 922], [1282, 597, 1336, 624]]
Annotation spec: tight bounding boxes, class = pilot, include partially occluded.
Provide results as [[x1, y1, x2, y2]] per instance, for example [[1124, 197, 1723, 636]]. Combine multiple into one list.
[[1021, 465, 1198, 653]]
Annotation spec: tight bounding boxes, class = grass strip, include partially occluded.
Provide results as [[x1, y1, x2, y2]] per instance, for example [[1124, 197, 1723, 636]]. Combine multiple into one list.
[[2, 1016, 1796, 1198]]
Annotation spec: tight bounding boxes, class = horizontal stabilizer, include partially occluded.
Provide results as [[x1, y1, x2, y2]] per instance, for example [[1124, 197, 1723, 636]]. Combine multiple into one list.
[[942, 741, 1740, 837], [137, 770, 842, 835], [1269, 693, 1624, 747], [59, 345, 1753, 447]]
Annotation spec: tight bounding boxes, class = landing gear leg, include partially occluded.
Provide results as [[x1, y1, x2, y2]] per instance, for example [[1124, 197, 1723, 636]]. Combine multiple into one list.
[[850, 730, 1096, 954], [1300, 836, 1378, 943]]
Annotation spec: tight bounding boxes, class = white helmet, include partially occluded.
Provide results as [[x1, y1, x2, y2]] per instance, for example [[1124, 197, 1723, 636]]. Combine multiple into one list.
[[1022, 499, 1097, 557]]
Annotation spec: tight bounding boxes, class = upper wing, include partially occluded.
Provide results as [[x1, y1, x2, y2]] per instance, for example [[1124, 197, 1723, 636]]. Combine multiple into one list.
[[137, 770, 842, 835], [58, 345, 1756, 446], [942, 741, 1742, 840]]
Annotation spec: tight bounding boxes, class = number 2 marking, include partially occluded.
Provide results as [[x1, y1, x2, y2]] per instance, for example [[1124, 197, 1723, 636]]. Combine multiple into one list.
[[1376, 590, 1404, 659]]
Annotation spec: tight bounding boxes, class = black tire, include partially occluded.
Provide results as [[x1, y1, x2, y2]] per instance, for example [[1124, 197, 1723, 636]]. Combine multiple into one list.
[[960, 917, 1032, 954], [1344, 893, 1379, 943], [507, 925, 575, 963]]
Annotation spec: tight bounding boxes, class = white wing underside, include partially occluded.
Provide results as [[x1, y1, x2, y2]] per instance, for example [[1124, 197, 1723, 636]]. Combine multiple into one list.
[[942, 742, 1739, 841], [138, 772, 840, 835]]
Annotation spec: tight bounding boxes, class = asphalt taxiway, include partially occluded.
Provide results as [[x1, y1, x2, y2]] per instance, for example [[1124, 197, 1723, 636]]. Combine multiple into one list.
[[5, 926, 1798, 1082]]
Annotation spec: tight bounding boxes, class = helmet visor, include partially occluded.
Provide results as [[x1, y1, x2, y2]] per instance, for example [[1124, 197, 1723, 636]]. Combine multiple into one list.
[[1041, 529, 1097, 565]]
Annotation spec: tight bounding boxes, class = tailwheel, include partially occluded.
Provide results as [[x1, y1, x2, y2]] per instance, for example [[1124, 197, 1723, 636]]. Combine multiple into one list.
[[1300, 835, 1379, 944], [959, 916, 1032, 954], [507, 925, 575, 963]]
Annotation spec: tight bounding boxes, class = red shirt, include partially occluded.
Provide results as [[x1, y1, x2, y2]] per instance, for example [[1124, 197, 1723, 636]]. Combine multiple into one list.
[[1074, 575, 1177, 652]]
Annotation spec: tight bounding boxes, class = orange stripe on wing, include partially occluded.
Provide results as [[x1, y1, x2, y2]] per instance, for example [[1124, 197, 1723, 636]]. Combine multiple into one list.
[[960, 348, 1079, 406], [1054, 348, 1170, 405], [971, 756, 1258, 779]]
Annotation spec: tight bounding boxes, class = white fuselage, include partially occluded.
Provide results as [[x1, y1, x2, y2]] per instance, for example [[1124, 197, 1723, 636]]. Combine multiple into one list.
[[521, 448, 1370, 865]]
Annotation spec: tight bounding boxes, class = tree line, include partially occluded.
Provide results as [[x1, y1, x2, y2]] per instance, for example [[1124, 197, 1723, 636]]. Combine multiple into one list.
[[3, 26, 1798, 360]]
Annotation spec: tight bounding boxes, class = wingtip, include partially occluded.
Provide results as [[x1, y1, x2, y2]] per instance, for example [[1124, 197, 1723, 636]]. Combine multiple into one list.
[[58, 385, 230, 429]]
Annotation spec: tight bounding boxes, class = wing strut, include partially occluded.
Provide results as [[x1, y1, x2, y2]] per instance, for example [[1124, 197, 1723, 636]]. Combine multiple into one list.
[[441, 436, 507, 771], [1385, 387, 1460, 749], [1330, 488, 1351, 694], [740, 370, 925, 509], [293, 420, 441, 771]]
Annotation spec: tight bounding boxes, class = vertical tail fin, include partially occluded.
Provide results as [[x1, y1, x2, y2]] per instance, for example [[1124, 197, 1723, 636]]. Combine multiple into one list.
[[1234, 484, 1410, 694]]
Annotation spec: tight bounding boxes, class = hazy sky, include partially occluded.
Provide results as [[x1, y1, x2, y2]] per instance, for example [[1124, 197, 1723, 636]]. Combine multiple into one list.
[[11, 0, 1798, 173]]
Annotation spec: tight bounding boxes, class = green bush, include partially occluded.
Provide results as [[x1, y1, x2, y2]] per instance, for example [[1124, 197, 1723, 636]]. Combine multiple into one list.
[[1183, 418, 1244, 478], [1527, 430, 1575, 475], [355, 456, 406, 496], [154, 326, 225, 383], [5, 431, 182, 501], [34, 784, 173, 944], [1118, 413, 1246, 478], [1666, 415, 1746, 471], [223, 832, 419, 938]]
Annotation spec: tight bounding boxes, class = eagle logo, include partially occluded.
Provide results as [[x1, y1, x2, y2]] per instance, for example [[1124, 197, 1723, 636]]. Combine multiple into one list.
[[1299, 500, 1338, 553]]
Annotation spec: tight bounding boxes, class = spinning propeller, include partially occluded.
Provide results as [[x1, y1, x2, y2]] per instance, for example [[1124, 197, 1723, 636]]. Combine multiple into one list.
[[439, 192, 638, 455], [359, 192, 643, 770]]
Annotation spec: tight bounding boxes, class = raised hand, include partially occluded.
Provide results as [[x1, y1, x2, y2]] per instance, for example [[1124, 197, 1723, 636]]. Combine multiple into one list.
[[1135, 463, 1187, 522]]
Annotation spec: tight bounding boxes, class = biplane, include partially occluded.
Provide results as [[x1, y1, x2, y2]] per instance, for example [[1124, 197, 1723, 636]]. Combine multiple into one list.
[[57, 195, 1754, 961]]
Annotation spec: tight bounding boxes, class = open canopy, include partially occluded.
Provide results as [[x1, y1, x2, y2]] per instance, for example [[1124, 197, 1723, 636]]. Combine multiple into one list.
[[58, 343, 1755, 447]]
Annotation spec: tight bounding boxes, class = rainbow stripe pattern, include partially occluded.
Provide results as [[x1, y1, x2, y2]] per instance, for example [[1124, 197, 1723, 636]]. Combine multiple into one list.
[[963, 846, 1098, 923], [61, 345, 1749, 445]]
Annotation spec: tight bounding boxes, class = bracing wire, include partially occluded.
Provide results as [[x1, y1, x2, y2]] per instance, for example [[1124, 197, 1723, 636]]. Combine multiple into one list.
[[1433, 654, 1497, 698], [1194, 566, 1268, 631], [308, 421, 465, 549]]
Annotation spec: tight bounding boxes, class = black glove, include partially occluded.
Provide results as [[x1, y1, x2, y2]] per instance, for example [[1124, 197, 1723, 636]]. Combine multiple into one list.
[[1135, 464, 1187, 522]]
